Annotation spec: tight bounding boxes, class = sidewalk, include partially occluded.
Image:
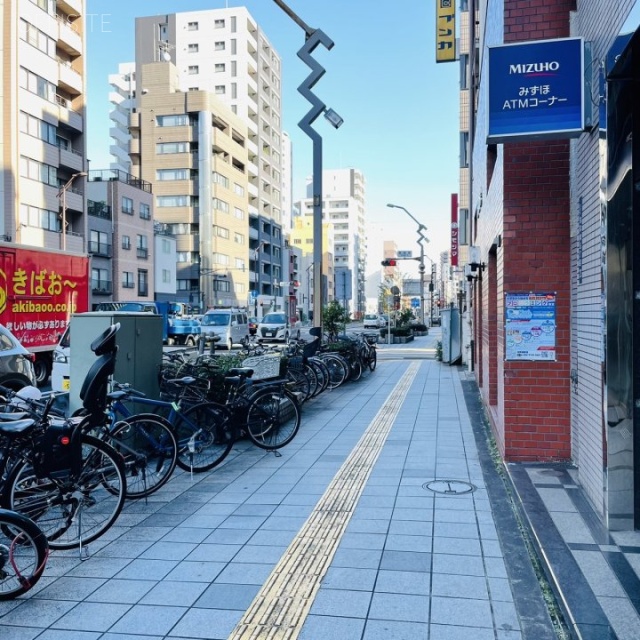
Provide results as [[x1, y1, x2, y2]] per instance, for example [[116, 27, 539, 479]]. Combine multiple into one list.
[[0, 350, 636, 639]]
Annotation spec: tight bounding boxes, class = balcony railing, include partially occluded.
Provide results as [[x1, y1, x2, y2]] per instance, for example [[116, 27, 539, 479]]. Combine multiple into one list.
[[136, 247, 148, 259], [91, 280, 113, 295], [88, 200, 112, 220], [88, 241, 112, 257]]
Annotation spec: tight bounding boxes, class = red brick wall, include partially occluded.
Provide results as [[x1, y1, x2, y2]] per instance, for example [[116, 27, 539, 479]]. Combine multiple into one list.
[[495, 0, 574, 460], [502, 141, 571, 460]]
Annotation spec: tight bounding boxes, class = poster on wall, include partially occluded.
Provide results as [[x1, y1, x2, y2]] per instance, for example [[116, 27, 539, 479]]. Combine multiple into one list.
[[505, 292, 556, 361]]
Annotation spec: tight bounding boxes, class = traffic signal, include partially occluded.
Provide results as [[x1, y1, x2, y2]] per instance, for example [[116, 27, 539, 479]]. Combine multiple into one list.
[[292, 280, 300, 288], [381, 259, 397, 267]]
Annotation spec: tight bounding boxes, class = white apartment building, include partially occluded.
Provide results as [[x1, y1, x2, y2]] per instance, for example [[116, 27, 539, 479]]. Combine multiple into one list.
[[2, 0, 87, 252], [108, 62, 136, 174], [134, 8, 284, 308], [295, 169, 367, 316]]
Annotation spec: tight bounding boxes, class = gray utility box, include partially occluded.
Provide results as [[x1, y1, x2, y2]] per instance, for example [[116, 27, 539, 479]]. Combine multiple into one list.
[[68, 312, 163, 414]]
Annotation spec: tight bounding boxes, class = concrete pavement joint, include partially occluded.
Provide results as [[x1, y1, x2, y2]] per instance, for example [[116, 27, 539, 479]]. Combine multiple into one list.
[[228, 362, 419, 639]]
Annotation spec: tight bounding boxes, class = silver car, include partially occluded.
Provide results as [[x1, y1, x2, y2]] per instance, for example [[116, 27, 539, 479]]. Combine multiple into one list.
[[0, 323, 38, 390]]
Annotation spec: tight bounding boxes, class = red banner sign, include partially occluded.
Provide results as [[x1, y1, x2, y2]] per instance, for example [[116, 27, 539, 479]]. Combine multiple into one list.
[[451, 193, 459, 267]]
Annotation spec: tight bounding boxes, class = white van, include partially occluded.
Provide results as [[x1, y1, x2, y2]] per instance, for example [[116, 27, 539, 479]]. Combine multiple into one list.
[[200, 309, 249, 350]]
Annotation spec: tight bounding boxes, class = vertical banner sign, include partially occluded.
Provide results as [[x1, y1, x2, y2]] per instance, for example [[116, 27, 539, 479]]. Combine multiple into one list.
[[451, 193, 459, 267], [505, 292, 557, 361], [436, 0, 456, 63]]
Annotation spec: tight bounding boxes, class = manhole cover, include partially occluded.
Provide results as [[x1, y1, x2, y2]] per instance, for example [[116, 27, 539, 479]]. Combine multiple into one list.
[[423, 480, 476, 495]]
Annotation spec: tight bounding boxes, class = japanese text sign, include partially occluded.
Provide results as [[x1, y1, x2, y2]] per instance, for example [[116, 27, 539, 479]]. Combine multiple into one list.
[[436, 0, 456, 63], [505, 292, 556, 361], [488, 37, 586, 143]]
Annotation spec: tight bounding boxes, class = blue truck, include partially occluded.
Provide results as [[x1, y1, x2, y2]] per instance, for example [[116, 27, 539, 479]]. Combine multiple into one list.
[[93, 301, 201, 346]]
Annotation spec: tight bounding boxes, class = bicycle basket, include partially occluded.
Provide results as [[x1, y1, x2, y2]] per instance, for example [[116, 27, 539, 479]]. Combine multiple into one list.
[[31, 419, 82, 479], [302, 338, 320, 358], [287, 355, 305, 371], [242, 355, 281, 380]]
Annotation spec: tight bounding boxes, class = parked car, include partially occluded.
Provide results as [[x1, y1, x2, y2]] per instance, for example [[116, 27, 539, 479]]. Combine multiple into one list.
[[51, 325, 71, 393], [248, 316, 258, 336], [0, 323, 38, 391], [257, 312, 301, 343], [363, 314, 384, 329], [200, 309, 249, 350]]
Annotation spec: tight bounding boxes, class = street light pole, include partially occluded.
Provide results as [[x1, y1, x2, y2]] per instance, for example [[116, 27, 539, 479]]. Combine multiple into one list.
[[272, 0, 342, 334], [386, 203, 429, 325], [58, 171, 87, 251]]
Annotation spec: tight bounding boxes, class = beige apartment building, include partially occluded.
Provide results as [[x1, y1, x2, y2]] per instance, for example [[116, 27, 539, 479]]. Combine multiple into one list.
[[129, 62, 250, 310], [1, 0, 87, 251]]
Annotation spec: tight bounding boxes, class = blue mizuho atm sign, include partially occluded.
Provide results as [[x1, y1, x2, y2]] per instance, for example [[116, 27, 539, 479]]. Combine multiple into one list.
[[487, 37, 587, 143]]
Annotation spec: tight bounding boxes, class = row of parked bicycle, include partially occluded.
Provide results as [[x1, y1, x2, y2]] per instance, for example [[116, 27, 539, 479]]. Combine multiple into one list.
[[0, 323, 379, 599]]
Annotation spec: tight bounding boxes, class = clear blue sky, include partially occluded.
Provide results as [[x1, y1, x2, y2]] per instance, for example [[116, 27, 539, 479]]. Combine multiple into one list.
[[85, 1, 463, 274]]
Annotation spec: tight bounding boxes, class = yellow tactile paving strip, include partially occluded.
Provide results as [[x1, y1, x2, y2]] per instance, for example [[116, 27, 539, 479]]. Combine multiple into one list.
[[228, 362, 419, 640]]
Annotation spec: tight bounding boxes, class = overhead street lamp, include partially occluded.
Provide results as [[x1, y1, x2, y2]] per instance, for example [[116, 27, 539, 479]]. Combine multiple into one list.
[[387, 203, 429, 326], [272, 0, 343, 334], [58, 171, 87, 251]]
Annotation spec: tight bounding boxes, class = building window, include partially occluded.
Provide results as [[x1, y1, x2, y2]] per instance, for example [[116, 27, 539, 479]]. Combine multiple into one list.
[[137, 269, 149, 296], [122, 196, 134, 215], [156, 114, 188, 126], [122, 271, 134, 288], [214, 19, 225, 28], [234, 232, 244, 244], [230, 39, 237, 55], [212, 171, 229, 188], [157, 168, 188, 181], [215, 226, 230, 239], [234, 207, 244, 220], [233, 183, 244, 196], [460, 131, 469, 169], [19, 204, 59, 232], [212, 253, 229, 265], [187, 21, 198, 31], [19, 67, 56, 103], [19, 156, 57, 186], [215, 63, 225, 73], [161, 238, 171, 253], [140, 203, 151, 220], [157, 195, 188, 207], [89, 230, 110, 256], [188, 65, 199, 75], [92, 268, 111, 293], [212, 198, 229, 213], [188, 43, 199, 53], [215, 85, 225, 95], [122, 235, 131, 250], [19, 112, 57, 145], [136, 234, 148, 259], [215, 41, 225, 50], [162, 269, 171, 284], [157, 141, 189, 154], [213, 279, 230, 293]]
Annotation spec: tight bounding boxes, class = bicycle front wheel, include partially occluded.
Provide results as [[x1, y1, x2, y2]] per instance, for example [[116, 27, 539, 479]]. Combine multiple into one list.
[[110, 414, 178, 499], [174, 402, 234, 472], [245, 387, 301, 449], [4, 435, 126, 550], [0, 509, 49, 600]]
